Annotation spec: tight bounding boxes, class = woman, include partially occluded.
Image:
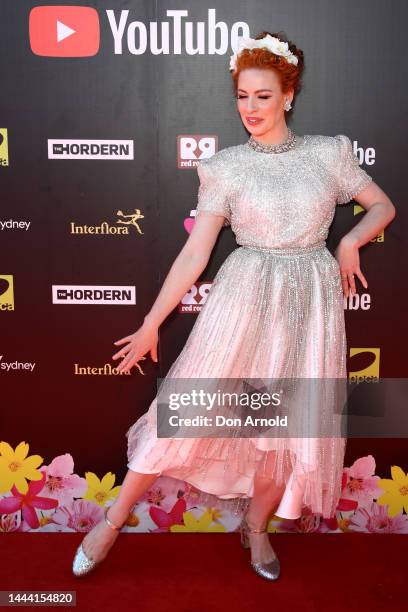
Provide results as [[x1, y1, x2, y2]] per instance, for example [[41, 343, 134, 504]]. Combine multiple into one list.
[[72, 31, 396, 580]]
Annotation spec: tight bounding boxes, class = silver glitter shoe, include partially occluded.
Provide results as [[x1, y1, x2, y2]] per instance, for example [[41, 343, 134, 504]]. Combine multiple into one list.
[[72, 507, 124, 577], [239, 514, 281, 581]]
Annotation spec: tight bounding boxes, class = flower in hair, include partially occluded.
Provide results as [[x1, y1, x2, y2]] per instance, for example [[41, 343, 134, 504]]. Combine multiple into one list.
[[229, 34, 298, 72]]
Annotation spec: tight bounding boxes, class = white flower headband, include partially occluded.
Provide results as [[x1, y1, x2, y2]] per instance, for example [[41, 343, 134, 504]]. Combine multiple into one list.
[[229, 34, 298, 72]]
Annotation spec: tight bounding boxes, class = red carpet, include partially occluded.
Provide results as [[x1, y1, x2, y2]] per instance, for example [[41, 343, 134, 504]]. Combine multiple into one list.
[[1, 533, 407, 611]]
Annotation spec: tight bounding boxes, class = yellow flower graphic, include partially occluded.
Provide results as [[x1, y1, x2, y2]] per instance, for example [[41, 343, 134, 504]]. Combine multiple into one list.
[[39, 515, 53, 527], [267, 517, 281, 533], [125, 512, 140, 528], [82, 471, 121, 506], [205, 506, 222, 522], [0, 441, 43, 495], [337, 517, 353, 532], [377, 465, 408, 516], [170, 510, 226, 532]]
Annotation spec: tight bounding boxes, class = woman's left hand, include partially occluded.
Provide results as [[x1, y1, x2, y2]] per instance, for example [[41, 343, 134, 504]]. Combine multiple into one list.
[[334, 236, 368, 298]]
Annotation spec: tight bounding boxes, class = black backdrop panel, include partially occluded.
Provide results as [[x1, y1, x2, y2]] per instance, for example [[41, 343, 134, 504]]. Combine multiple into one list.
[[1, 0, 407, 485]]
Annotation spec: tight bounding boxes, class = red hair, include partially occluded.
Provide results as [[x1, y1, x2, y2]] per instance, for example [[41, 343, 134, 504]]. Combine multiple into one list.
[[231, 31, 305, 111]]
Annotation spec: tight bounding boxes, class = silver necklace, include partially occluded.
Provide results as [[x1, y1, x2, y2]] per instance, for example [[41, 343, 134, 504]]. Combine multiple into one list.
[[247, 128, 298, 154]]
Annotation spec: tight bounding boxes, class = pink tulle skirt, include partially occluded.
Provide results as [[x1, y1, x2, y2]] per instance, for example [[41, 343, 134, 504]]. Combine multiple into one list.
[[126, 244, 347, 520]]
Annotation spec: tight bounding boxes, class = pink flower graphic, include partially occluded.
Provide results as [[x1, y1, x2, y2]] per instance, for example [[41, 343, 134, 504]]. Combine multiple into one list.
[[341, 456, 382, 506], [0, 512, 21, 532], [51, 499, 104, 532], [40, 454, 87, 505], [0, 471, 58, 529], [149, 497, 187, 532], [139, 476, 192, 513], [275, 507, 322, 533], [348, 501, 408, 534]]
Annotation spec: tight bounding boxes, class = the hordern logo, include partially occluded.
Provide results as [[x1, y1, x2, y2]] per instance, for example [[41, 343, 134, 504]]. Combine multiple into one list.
[[52, 285, 136, 305], [29, 7, 250, 58], [48, 139, 134, 160], [70, 209, 144, 236]]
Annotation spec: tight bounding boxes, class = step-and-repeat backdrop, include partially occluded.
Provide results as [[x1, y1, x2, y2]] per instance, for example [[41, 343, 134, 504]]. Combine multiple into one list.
[[1, 1, 407, 534]]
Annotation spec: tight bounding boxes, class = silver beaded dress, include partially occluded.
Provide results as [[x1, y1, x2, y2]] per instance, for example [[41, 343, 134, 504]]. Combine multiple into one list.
[[126, 133, 373, 520]]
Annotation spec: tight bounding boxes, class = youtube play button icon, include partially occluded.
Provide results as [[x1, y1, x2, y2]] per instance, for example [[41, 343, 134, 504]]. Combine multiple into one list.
[[29, 6, 100, 57]]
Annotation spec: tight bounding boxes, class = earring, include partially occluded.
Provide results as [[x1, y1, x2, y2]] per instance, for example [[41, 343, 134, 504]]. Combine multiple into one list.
[[284, 100, 292, 111]]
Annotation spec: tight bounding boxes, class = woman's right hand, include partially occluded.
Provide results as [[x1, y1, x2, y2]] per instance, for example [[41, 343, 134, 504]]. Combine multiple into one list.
[[112, 319, 159, 374]]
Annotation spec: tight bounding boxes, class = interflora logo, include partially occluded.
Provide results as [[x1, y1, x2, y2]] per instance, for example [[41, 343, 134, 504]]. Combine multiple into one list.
[[0, 129, 9, 166], [29, 7, 250, 58], [0, 275, 14, 311], [74, 362, 131, 376], [70, 209, 144, 235], [177, 135, 218, 169]]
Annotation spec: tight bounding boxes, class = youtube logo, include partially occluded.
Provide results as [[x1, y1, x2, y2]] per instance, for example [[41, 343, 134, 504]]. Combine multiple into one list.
[[29, 6, 100, 57]]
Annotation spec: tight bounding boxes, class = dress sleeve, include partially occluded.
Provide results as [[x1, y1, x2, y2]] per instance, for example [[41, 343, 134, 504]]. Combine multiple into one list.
[[334, 134, 373, 205], [195, 157, 231, 227]]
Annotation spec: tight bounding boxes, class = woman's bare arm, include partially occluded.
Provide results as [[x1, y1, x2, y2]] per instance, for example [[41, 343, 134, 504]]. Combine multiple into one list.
[[335, 180, 396, 297], [144, 212, 226, 328], [342, 180, 396, 245], [112, 212, 227, 372]]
